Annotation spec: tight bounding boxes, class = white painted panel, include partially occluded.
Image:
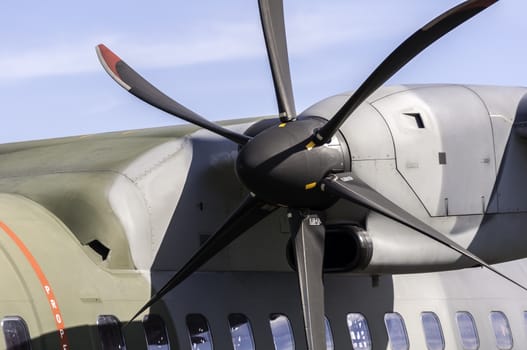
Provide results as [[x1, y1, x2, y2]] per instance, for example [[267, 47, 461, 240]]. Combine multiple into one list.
[[373, 86, 496, 216]]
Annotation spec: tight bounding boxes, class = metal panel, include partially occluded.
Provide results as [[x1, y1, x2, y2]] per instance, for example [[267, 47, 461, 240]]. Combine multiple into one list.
[[487, 94, 527, 213], [464, 85, 523, 170], [372, 85, 496, 216], [339, 102, 395, 161], [301, 94, 396, 162]]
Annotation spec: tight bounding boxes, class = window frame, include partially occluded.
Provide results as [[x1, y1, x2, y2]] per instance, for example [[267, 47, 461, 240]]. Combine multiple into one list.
[[96, 314, 127, 350], [523, 311, 527, 338], [324, 317, 334, 350], [346, 313, 372, 350], [228, 313, 255, 350], [455, 311, 479, 350], [421, 312, 445, 350], [489, 311, 513, 350], [1, 316, 32, 350], [142, 314, 170, 350], [269, 313, 295, 350], [384, 312, 409, 350], [186, 313, 214, 350]]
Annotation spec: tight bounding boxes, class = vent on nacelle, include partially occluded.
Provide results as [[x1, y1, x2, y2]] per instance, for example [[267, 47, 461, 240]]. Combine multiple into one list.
[[402, 112, 425, 129], [87, 240, 110, 261]]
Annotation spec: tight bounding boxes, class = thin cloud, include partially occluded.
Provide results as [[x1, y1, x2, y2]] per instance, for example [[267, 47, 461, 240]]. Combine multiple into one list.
[[0, 1, 457, 81], [125, 22, 265, 69], [0, 23, 265, 81], [0, 44, 95, 80]]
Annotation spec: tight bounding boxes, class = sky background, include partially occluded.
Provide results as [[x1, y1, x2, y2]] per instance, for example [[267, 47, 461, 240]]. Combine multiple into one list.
[[0, 0, 526, 143]]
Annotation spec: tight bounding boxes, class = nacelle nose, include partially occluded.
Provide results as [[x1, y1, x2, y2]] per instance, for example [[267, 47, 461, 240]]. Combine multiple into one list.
[[236, 117, 350, 209]]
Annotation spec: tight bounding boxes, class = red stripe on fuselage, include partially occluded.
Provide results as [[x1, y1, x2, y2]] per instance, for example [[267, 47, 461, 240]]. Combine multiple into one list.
[[0, 221, 70, 349]]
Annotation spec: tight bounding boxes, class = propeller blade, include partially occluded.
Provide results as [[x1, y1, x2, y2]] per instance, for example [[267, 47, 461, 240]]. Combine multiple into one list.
[[321, 172, 527, 292], [95, 44, 251, 146], [314, 0, 498, 144], [127, 195, 277, 324], [258, 0, 297, 122], [289, 210, 326, 350]]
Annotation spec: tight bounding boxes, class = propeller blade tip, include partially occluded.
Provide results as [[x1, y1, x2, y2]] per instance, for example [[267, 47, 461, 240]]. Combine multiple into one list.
[[95, 44, 131, 90]]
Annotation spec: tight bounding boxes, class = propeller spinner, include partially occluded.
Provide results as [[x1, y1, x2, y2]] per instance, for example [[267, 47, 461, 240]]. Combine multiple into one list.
[[96, 1, 524, 349]]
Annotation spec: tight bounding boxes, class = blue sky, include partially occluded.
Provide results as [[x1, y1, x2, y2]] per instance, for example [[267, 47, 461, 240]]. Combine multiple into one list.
[[0, 0, 526, 143]]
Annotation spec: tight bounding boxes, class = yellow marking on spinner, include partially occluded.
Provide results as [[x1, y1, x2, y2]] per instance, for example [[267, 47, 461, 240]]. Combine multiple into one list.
[[279, 123, 287, 128], [305, 182, 317, 190], [305, 141, 316, 150]]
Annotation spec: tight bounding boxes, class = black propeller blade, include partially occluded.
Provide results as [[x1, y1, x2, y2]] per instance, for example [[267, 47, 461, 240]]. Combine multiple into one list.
[[314, 0, 498, 145], [95, 44, 251, 146], [95, 1, 526, 347], [127, 196, 277, 324], [289, 210, 327, 350], [321, 173, 527, 293], [258, 0, 297, 122]]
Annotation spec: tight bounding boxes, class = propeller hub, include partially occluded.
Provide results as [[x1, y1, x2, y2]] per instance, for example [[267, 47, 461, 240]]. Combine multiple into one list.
[[236, 117, 350, 209]]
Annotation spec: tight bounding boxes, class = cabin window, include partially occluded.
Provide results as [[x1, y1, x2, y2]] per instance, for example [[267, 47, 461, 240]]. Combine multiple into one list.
[[1, 316, 31, 350], [489, 311, 513, 350], [228, 313, 255, 350], [455, 311, 479, 350], [346, 313, 372, 350], [97, 315, 127, 350], [324, 317, 334, 350], [384, 313, 409, 350], [269, 314, 295, 350], [421, 312, 445, 350], [142, 314, 170, 350], [186, 314, 213, 350]]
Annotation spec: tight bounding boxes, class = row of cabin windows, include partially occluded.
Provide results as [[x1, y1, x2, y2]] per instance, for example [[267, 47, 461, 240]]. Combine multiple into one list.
[[191, 313, 333, 350], [96, 314, 171, 350], [188, 311, 515, 350], [0, 314, 170, 350], [348, 311, 513, 350], [0, 310, 519, 349]]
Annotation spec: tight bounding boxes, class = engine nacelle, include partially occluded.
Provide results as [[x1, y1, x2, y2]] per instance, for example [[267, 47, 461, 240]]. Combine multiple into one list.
[[287, 213, 480, 275]]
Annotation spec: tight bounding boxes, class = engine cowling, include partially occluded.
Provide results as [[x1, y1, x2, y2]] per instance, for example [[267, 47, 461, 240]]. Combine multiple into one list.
[[286, 224, 373, 273], [287, 214, 485, 275]]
